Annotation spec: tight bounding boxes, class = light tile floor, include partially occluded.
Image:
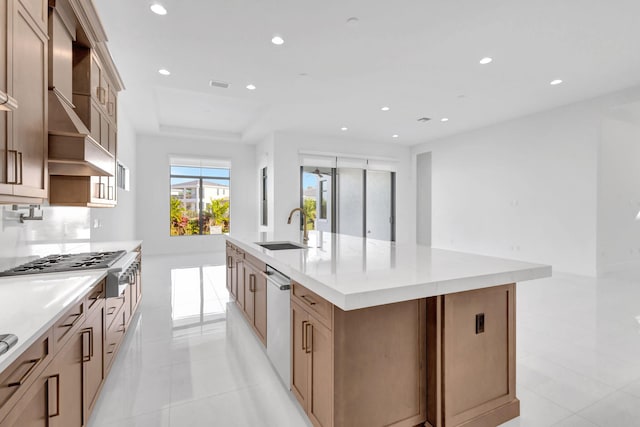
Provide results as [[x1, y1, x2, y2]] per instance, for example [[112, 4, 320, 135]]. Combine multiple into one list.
[[88, 253, 640, 427]]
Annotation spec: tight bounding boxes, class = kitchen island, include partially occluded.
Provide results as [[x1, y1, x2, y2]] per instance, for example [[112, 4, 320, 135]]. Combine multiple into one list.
[[225, 231, 551, 427]]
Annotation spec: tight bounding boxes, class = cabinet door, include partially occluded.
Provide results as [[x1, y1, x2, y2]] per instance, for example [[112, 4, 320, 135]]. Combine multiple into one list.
[[82, 303, 105, 423], [291, 300, 310, 409], [308, 317, 333, 427], [11, 1, 47, 199], [243, 262, 256, 321], [225, 246, 234, 293], [235, 259, 244, 310], [100, 114, 108, 150], [108, 123, 116, 155], [90, 55, 102, 104], [51, 330, 83, 427], [107, 87, 117, 122], [253, 268, 267, 345], [90, 101, 101, 143], [0, 368, 51, 427]]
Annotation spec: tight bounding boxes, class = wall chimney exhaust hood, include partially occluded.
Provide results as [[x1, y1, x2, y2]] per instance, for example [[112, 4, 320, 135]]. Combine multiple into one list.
[[48, 88, 114, 177]]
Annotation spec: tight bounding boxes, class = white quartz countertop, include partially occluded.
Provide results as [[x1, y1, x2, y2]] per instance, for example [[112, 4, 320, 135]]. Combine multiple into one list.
[[226, 231, 551, 310], [0, 271, 106, 372], [0, 240, 142, 372]]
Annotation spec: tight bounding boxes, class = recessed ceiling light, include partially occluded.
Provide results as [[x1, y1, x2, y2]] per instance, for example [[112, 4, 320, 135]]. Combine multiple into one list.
[[346, 17, 359, 25], [150, 3, 167, 15], [550, 79, 563, 86], [381, 106, 390, 111], [440, 118, 449, 122], [417, 117, 431, 123], [158, 68, 171, 76], [341, 127, 348, 131], [246, 84, 256, 90], [392, 134, 399, 138], [271, 35, 284, 45], [479, 57, 493, 65]]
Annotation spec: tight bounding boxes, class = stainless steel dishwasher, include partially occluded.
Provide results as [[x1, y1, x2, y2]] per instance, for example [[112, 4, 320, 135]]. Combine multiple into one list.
[[265, 265, 291, 387]]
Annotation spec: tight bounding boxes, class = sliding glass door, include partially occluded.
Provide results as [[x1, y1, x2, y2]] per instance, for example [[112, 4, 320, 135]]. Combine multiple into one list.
[[301, 165, 395, 241], [366, 170, 394, 241]]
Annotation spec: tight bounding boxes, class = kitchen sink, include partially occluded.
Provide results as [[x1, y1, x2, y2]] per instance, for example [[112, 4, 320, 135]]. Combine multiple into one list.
[[255, 242, 307, 250]]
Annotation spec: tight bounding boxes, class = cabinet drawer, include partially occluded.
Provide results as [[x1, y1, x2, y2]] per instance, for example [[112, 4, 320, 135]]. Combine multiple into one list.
[[245, 253, 266, 271], [104, 306, 126, 372], [0, 329, 52, 419], [105, 295, 125, 330], [292, 282, 332, 329], [53, 299, 85, 351], [86, 279, 106, 312]]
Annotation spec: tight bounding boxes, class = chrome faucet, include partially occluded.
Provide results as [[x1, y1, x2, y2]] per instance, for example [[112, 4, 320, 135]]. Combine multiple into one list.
[[287, 208, 308, 243]]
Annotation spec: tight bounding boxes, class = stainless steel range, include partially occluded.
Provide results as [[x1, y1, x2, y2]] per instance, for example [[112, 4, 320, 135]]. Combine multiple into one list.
[[0, 251, 126, 276]]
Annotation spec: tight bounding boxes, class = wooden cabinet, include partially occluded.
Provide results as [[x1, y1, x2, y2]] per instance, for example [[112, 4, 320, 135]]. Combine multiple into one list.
[[0, 330, 52, 423], [242, 256, 267, 345], [0, 272, 142, 427], [225, 242, 267, 346], [82, 301, 105, 422], [426, 284, 517, 427], [0, 0, 48, 204], [291, 282, 426, 427], [49, 328, 83, 427]]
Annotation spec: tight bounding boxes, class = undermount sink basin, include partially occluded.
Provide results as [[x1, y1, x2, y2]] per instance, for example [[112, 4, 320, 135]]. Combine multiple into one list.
[[255, 242, 307, 250]]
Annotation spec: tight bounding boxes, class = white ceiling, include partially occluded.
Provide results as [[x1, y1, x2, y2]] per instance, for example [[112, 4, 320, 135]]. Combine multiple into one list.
[[94, 0, 640, 146]]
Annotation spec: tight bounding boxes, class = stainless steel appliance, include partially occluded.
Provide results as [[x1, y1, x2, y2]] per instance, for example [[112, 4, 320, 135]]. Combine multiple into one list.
[[0, 250, 126, 276], [265, 265, 291, 387], [105, 252, 140, 297], [0, 334, 18, 356]]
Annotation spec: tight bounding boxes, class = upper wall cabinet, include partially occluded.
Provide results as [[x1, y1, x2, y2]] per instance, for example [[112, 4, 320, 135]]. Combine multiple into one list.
[[46, 0, 124, 207], [0, 0, 48, 204]]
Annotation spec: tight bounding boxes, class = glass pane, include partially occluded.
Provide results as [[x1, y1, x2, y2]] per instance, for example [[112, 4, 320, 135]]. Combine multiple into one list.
[[337, 168, 364, 237], [170, 177, 200, 235], [171, 166, 230, 179], [202, 179, 230, 235], [302, 166, 332, 232], [366, 170, 393, 241]]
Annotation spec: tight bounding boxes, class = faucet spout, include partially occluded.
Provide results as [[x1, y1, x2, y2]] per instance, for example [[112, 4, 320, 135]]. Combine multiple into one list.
[[287, 208, 308, 243]]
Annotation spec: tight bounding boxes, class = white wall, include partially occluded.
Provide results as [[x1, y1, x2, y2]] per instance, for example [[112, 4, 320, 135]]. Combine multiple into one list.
[[270, 132, 414, 244], [91, 112, 137, 242], [597, 113, 640, 274], [412, 86, 640, 276], [136, 134, 257, 255], [413, 101, 602, 276]]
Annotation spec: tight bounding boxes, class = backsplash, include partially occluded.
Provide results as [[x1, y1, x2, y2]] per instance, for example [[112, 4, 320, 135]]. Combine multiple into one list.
[[0, 205, 91, 270]]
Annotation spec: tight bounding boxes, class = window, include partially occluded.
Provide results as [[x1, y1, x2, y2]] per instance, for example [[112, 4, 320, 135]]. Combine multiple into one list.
[[319, 180, 328, 219], [117, 161, 130, 191], [170, 164, 230, 236]]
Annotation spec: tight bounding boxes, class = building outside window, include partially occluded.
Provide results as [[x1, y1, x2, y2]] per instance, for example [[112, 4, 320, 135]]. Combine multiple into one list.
[[170, 163, 230, 236]]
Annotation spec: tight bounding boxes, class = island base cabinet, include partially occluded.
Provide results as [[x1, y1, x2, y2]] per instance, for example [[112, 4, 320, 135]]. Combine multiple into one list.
[[291, 282, 426, 427], [291, 300, 333, 427], [426, 284, 518, 427]]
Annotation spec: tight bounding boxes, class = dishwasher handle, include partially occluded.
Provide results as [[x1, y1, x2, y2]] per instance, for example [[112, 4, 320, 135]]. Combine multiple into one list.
[[265, 266, 291, 291]]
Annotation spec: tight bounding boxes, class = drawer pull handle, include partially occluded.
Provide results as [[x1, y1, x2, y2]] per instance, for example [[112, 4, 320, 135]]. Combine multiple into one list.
[[81, 328, 93, 362], [249, 274, 256, 292], [48, 374, 60, 418], [301, 295, 317, 306], [107, 307, 116, 315], [305, 322, 312, 354], [60, 312, 82, 328], [301, 321, 308, 352], [106, 343, 116, 355], [8, 358, 42, 387]]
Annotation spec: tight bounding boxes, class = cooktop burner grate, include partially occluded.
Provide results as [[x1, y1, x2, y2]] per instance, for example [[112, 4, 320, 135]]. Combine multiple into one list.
[[0, 250, 126, 277]]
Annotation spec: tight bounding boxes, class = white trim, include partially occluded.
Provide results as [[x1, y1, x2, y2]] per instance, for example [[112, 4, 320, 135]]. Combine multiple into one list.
[[169, 155, 232, 169]]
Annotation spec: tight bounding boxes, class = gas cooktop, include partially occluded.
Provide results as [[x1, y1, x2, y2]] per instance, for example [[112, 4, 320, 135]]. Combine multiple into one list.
[[0, 251, 126, 277]]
